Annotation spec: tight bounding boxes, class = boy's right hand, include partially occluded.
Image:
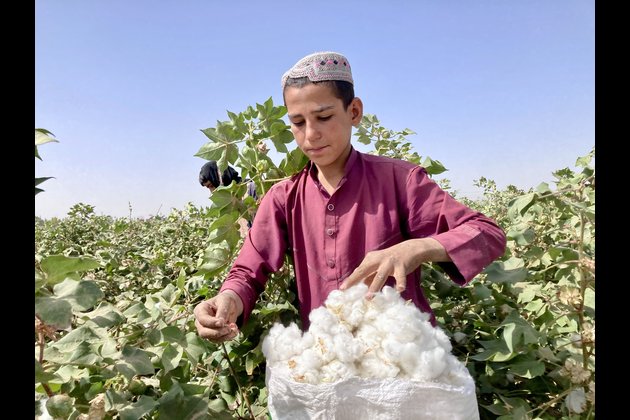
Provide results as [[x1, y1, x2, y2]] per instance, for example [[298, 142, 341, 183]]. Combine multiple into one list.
[[194, 291, 243, 342]]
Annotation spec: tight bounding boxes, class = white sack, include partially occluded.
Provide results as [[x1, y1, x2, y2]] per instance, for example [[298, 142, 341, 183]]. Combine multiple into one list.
[[266, 364, 480, 420]]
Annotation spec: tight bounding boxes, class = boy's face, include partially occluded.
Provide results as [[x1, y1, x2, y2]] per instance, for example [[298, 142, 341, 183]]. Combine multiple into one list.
[[285, 83, 363, 172]]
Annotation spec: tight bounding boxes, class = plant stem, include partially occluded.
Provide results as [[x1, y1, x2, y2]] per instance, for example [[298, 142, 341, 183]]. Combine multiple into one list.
[[221, 342, 255, 420]]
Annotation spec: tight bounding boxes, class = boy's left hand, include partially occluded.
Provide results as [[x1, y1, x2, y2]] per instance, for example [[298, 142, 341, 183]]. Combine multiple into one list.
[[340, 238, 449, 297]]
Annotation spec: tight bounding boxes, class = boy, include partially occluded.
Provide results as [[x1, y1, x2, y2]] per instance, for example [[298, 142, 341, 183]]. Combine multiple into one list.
[[194, 51, 506, 342]]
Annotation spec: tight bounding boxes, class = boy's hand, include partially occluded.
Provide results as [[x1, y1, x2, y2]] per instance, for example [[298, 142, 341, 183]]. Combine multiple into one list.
[[194, 290, 243, 342], [340, 238, 449, 297]]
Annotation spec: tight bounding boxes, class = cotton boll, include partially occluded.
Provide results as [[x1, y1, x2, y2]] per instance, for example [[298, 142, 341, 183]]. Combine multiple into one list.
[[370, 313, 395, 335], [300, 331, 315, 349], [355, 323, 381, 352], [274, 323, 307, 360], [287, 355, 321, 384], [381, 316, 420, 343], [566, 388, 586, 414], [438, 355, 470, 386], [308, 307, 339, 335], [380, 337, 404, 365], [326, 284, 368, 329], [413, 347, 448, 381], [358, 352, 400, 379], [311, 332, 337, 363], [341, 298, 367, 329], [262, 323, 290, 362], [435, 327, 454, 351], [381, 285, 400, 301], [332, 331, 363, 363], [295, 348, 325, 371], [362, 300, 382, 325], [397, 342, 422, 375], [292, 369, 321, 384], [320, 359, 358, 383], [270, 360, 292, 379], [412, 323, 441, 352]]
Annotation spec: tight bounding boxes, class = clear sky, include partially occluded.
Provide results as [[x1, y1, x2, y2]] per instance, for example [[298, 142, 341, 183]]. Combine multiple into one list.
[[35, 0, 594, 219]]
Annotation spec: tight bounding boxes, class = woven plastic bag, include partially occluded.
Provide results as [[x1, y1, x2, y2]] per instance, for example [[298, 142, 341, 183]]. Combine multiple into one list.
[[266, 364, 480, 420]]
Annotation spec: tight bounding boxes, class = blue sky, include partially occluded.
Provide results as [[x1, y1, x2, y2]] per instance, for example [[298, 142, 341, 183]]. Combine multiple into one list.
[[35, 0, 594, 219]]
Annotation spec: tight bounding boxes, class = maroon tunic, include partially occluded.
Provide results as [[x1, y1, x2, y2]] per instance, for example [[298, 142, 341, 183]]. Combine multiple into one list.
[[221, 148, 506, 329]]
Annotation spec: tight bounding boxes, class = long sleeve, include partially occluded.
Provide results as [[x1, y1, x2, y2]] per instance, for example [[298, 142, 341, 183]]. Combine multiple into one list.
[[219, 183, 289, 325], [404, 167, 507, 284]]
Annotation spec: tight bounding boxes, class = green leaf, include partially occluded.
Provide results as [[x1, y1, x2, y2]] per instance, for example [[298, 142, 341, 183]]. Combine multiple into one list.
[[185, 332, 210, 363], [176, 268, 186, 292], [117, 346, 155, 378], [497, 404, 529, 420], [197, 242, 232, 276], [507, 192, 537, 219], [82, 303, 125, 328], [483, 257, 528, 284], [53, 279, 104, 312], [507, 226, 535, 246], [245, 354, 255, 375], [35, 128, 59, 146], [535, 182, 552, 194], [499, 311, 541, 353], [421, 156, 447, 176], [195, 140, 226, 161], [40, 255, 100, 285], [179, 383, 208, 395], [118, 396, 158, 420], [470, 339, 513, 362], [35, 176, 54, 186], [157, 383, 210, 420], [271, 129, 294, 153], [35, 360, 60, 384], [471, 283, 492, 300], [161, 343, 184, 373], [209, 189, 239, 211], [509, 360, 545, 379], [208, 398, 233, 419], [65, 341, 101, 365], [35, 296, 73, 329], [576, 151, 593, 167], [46, 395, 74, 418], [207, 214, 240, 247], [279, 147, 308, 176], [104, 389, 129, 412]]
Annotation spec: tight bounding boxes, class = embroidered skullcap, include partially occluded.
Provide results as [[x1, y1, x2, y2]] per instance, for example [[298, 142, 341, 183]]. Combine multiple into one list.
[[281, 51, 353, 90]]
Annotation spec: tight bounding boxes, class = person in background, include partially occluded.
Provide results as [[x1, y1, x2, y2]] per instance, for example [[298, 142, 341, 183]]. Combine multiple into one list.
[[199, 160, 257, 232], [194, 51, 507, 342], [199, 161, 242, 192]]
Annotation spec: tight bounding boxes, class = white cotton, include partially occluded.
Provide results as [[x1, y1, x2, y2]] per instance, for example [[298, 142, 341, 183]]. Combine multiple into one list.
[[325, 285, 368, 329], [381, 337, 403, 358], [414, 347, 448, 381], [311, 332, 337, 363], [566, 388, 587, 414], [357, 352, 400, 379], [320, 359, 358, 383], [447, 329, 464, 347], [308, 307, 339, 334], [292, 369, 321, 384], [262, 323, 305, 362], [332, 331, 362, 363], [354, 323, 382, 352], [294, 348, 324, 371], [263, 283, 470, 387], [397, 342, 422, 375]]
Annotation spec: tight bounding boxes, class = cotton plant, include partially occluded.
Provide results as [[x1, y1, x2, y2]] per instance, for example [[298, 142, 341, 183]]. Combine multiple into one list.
[[263, 283, 471, 386]]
